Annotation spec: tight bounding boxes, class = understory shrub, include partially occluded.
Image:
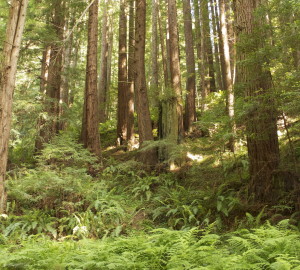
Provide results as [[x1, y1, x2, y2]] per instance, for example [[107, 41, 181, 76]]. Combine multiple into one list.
[[0, 223, 299, 269]]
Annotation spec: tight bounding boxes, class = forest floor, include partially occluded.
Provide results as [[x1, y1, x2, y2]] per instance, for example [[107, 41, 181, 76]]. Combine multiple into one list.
[[1, 133, 300, 269]]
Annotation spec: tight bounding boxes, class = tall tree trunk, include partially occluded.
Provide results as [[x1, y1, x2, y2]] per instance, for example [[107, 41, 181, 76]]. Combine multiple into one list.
[[158, 2, 170, 140], [37, 0, 65, 150], [81, 0, 101, 157], [226, 0, 235, 76], [235, 0, 280, 201], [40, 46, 51, 96], [0, 0, 29, 213], [35, 45, 51, 151], [127, 0, 136, 150], [193, 0, 203, 109], [98, 0, 109, 123], [69, 28, 81, 106], [219, 0, 235, 151], [59, 4, 73, 131], [201, 0, 216, 94], [158, 3, 169, 89], [117, 0, 128, 145], [215, 0, 226, 91], [183, 0, 196, 132], [134, 0, 154, 144], [106, 24, 114, 121], [210, 0, 223, 90], [151, 0, 159, 92], [200, 0, 209, 110], [167, 0, 184, 142]]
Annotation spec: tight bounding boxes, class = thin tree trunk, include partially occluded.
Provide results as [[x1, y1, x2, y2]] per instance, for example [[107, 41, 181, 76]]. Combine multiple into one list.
[[215, 0, 226, 91], [81, 0, 101, 157], [134, 0, 154, 144], [193, 0, 202, 109], [158, 3, 169, 89], [40, 46, 51, 96], [35, 45, 51, 151], [183, 0, 196, 132], [201, 0, 216, 94], [69, 25, 81, 106], [158, 1, 170, 140], [210, 0, 223, 90], [117, 0, 128, 145], [0, 0, 29, 213], [168, 0, 184, 142], [37, 0, 65, 150], [98, 0, 109, 123], [151, 0, 159, 92], [106, 24, 113, 121], [59, 4, 73, 131], [127, 0, 136, 150], [219, 0, 235, 151], [235, 0, 280, 201]]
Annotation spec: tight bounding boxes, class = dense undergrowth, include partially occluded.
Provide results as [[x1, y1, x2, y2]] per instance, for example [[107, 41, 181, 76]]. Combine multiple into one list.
[[1, 92, 300, 269], [1, 223, 300, 269]]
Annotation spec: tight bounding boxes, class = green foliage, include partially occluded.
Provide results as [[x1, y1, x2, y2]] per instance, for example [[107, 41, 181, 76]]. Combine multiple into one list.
[[0, 224, 300, 269], [36, 133, 99, 169]]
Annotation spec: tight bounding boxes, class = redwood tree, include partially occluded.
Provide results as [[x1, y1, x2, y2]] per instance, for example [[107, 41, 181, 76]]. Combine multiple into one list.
[[219, 0, 235, 151], [81, 0, 101, 157], [0, 0, 29, 213], [98, 0, 110, 123], [235, 0, 280, 201], [167, 0, 183, 142], [36, 0, 65, 150], [117, 0, 128, 145], [134, 0, 154, 144], [127, 0, 136, 149], [183, 0, 196, 132]]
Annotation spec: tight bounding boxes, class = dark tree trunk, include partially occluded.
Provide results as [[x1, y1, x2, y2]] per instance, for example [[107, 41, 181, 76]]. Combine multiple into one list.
[[201, 0, 216, 94], [98, 0, 109, 123], [193, 0, 203, 108], [0, 0, 29, 213], [37, 0, 65, 150], [210, 0, 223, 90], [183, 0, 196, 133], [117, 0, 128, 145], [168, 0, 184, 142], [235, 0, 280, 201], [127, 0, 136, 149], [219, 0, 235, 151], [81, 0, 101, 157], [134, 0, 154, 144]]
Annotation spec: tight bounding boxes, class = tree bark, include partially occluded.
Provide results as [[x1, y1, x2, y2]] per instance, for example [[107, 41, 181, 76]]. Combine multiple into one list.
[[35, 45, 51, 151], [168, 0, 184, 142], [201, 0, 216, 94], [235, 0, 280, 201], [117, 0, 128, 145], [40, 46, 51, 96], [105, 24, 114, 121], [0, 0, 29, 213], [98, 0, 109, 123], [219, 0, 235, 151], [36, 0, 65, 150], [210, 0, 223, 90], [134, 0, 154, 144], [158, 2, 169, 89], [81, 0, 101, 157], [151, 0, 159, 92], [59, 3, 73, 131], [193, 0, 203, 109], [183, 0, 196, 133], [127, 0, 136, 150]]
